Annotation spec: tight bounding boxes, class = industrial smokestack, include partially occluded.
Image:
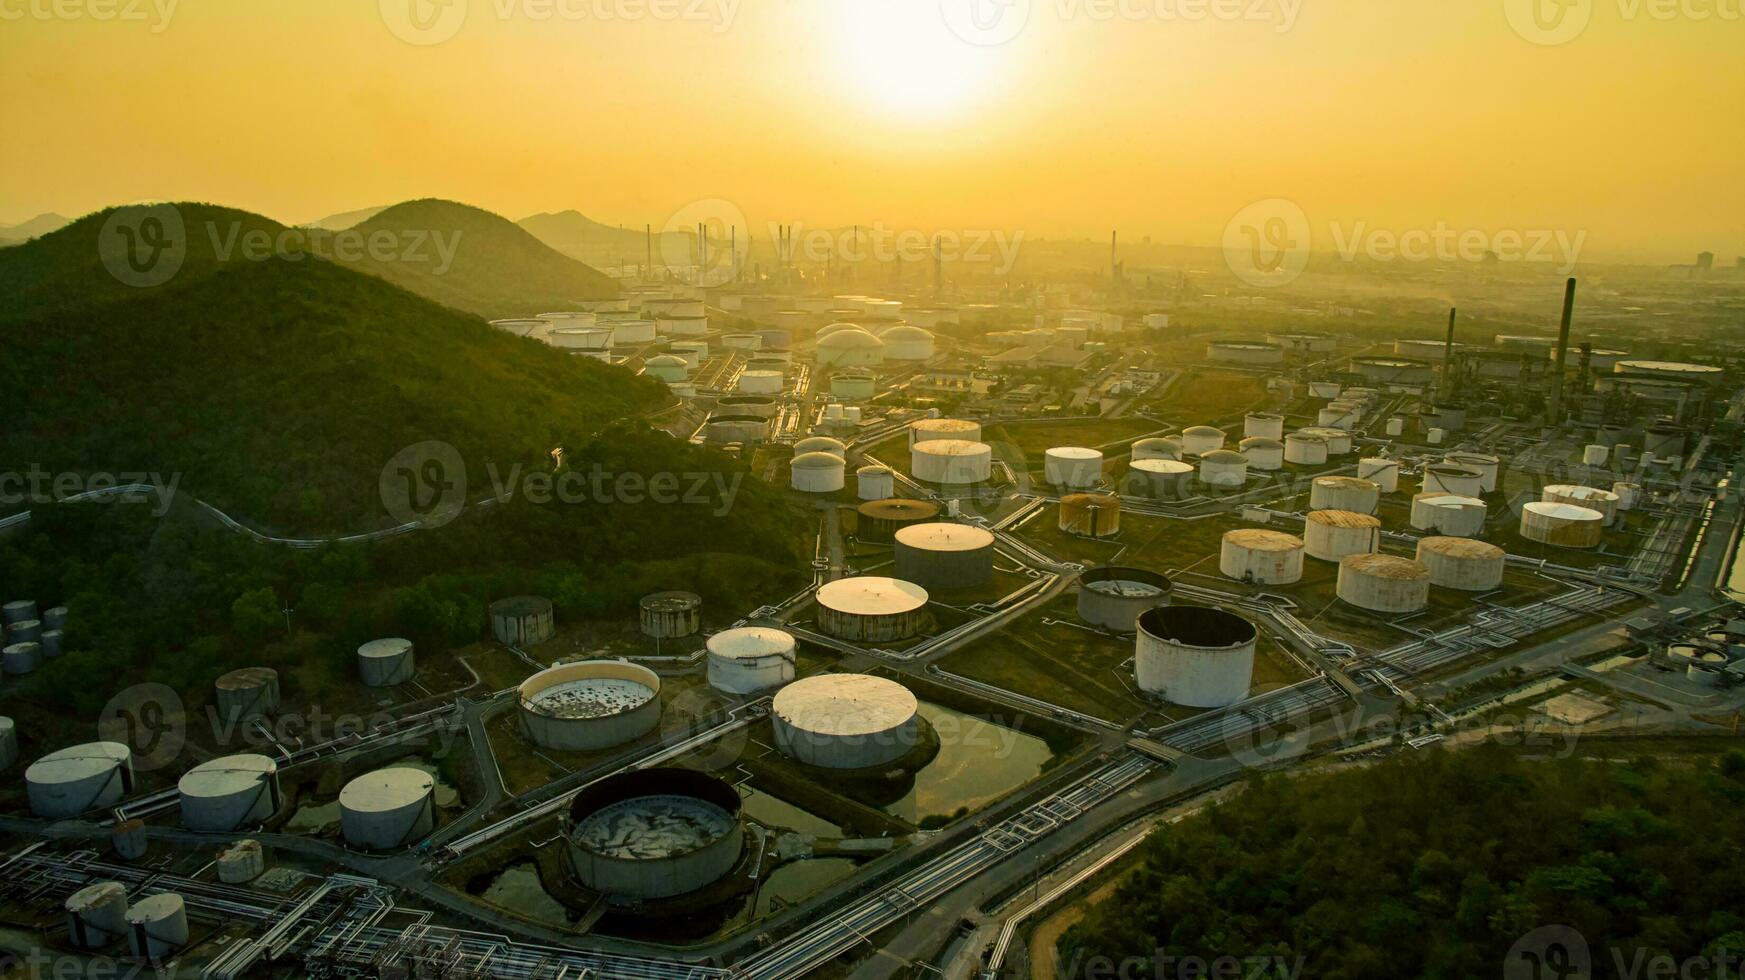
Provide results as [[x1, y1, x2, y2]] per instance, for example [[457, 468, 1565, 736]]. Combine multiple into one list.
[[645, 224, 652, 277], [1440, 307, 1457, 402], [1547, 277, 1577, 429]]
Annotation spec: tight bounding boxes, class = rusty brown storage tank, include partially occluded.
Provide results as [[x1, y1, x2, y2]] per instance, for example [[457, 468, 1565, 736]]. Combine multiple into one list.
[[1059, 493, 1122, 537], [1415, 537, 1506, 591], [855, 498, 941, 542], [1336, 554, 1431, 613]]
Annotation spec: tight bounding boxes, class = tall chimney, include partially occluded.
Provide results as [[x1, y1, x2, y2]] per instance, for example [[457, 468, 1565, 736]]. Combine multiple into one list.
[[1440, 307, 1457, 402], [1547, 277, 1577, 429], [645, 224, 652, 276]]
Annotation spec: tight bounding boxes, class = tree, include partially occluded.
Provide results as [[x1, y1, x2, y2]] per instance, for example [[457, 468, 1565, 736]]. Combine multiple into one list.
[[231, 587, 281, 643]]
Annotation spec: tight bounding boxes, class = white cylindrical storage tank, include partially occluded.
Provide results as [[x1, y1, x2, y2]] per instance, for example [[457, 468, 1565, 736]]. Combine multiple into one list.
[[3, 642, 41, 675], [1244, 414, 1286, 440], [706, 627, 797, 694], [357, 638, 416, 687], [43, 605, 67, 630], [1310, 476, 1380, 514], [564, 768, 746, 901], [772, 674, 920, 769], [1520, 501, 1605, 548], [894, 524, 996, 590], [1416, 537, 1506, 591], [548, 326, 614, 351], [1410, 493, 1488, 537], [3, 600, 37, 626], [1198, 450, 1249, 488], [790, 452, 847, 493], [1284, 433, 1329, 465], [1583, 444, 1610, 466], [27, 742, 134, 817], [857, 465, 896, 501], [339, 767, 435, 851], [1180, 426, 1226, 456], [178, 754, 280, 832], [215, 667, 281, 722], [518, 661, 662, 752], [723, 332, 763, 351], [491, 595, 556, 646], [737, 369, 785, 395], [1238, 438, 1284, 471], [1304, 510, 1381, 562], [1357, 458, 1400, 493], [65, 882, 130, 950], [639, 591, 702, 639], [1337, 555, 1431, 613], [1427, 427, 1446, 445], [882, 325, 936, 360], [1134, 606, 1256, 709], [1385, 417, 1405, 437], [217, 839, 267, 883], [814, 577, 932, 643], [0, 716, 15, 770], [1299, 427, 1352, 456], [816, 327, 885, 367], [7, 619, 40, 644], [657, 314, 709, 337], [1443, 453, 1501, 493], [1612, 482, 1642, 511], [1219, 529, 1305, 585], [1125, 458, 1196, 500], [1543, 485, 1620, 522], [909, 418, 982, 447], [1421, 464, 1485, 498], [642, 354, 689, 383], [1131, 436, 1182, 461], [610, 318, 657, 344], [1076, 567, 1173, 632], [911, 439, 993, 484], [1045, 447, 1105, 489]]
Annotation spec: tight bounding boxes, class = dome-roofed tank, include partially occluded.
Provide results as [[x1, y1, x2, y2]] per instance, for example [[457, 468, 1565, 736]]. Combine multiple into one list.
[[706, 627, 797, 694], [772, 674, 920, 769], [814, 577, 932, 643]]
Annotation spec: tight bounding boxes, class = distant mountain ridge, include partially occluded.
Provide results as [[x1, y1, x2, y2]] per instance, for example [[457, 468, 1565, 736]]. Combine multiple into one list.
[[0, 212, 71, 240], [303, 204, 389, 231]]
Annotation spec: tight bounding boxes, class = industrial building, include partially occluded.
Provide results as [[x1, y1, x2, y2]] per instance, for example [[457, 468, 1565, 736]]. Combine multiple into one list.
[[772, 673, 921, 769]]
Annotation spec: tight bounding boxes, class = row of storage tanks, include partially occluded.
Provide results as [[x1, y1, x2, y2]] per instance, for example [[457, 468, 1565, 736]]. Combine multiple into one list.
[[813, 321, 937, 368], [1, 599, 67, 676]]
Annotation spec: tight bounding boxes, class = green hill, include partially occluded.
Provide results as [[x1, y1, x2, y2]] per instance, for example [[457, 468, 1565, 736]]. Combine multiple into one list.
[[333, 199, 620, 317]]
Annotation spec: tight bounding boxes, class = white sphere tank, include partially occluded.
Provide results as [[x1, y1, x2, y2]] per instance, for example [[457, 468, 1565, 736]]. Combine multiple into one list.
[[357, 638, 416, 687], [65, 882, 129, 950], [1134, 606, 1257, 709], [1337, 554, 1432, 613], [1520, 501, 1605, 548], [1416, 537, 1506, 591], [1357, 458, 1400, 493], [1244, 413, 1285, 440], [814, 577, 932, 643], [909, 418, 982, 447], [1443, 453, 1501, 493], [1421, 464, 1485, 497], [772, 674, 920, 769], [178, 754, 280, 832], [339, 767, 436, 850], [1310, 476, 1380, 515], [1284, 433, 1329, 465], [790, 452, 847, 493], [1198, 450, 1249, 488], [27, 742, 134, 818], [1131, 436, 1182, 461], [1180, 426, 1227, 456], [1410, 493, 1488, 536], [706, 627, 797, 694], [1220, 529, 1305, 585], [1304, 510, 1381, 562], [126, 893, 190, 960], [1543, 484, 1620, 521], [1239, 438, 1284, 472], [857, 465, 896, 500], [1045, 447, 1105, 489], [912, 439, 993, 484]]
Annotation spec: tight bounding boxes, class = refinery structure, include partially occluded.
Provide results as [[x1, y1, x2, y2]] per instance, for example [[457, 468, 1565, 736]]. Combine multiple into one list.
[[4, 262, 1745, 980]]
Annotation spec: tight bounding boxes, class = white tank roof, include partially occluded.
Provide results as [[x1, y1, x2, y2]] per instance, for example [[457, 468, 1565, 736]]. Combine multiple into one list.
[[359, 638, 412, 659], [178, 754, 276, 798], [815, 576, 929, 616], [1047, 446, 1101, 460], [706, 627, 796, 660], [818, 328, 883, 348], [894, 523, 995, 552], [1131, 459, 1194, 475], [914, 439, 991, 457], [27, 742, 130, 786], [339, 768, 433, 814], [773, 674, 918, 737], [791, 451, 846, 469], [1524, 501, 1604, 521]]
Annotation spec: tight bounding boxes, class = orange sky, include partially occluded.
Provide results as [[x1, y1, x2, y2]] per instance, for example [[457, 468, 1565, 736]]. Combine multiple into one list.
[[1, 0, 1740, 262]]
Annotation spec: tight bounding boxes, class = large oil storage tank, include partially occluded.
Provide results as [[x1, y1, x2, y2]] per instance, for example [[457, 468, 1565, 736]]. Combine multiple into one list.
[[1304, 510, 1380, 562], [1044, 447, 1104, 488], [894, 524, 996, 590], [65, 882, 130, 950], [706, 627, 797, 694], [882, 325, 936, 361], [1357, 457, 1400, 492], [1198, 450, 1249, 488], [814, 577, 932, 643], [1126, 459, 1196, 499], [339, 768, 435, 851], [717, 395, 778, 418], [832, 372, 877, 401], [1283, 432, 1329, 466], [214, 667, 280, 723], [1220, 529, 1305, 584], [178, 755, 280, 832], [491, 596, 556, 647], [791, 452, 847, 493], [1416, 537, 1506, 591], [704, 414, 769, 446], [1520, 502, 1605, 548], [1134, 606, 1256, 708], [856, 498, 941, 541], [1180, 426, 1226, 456], [563, 768, 746, 902], [816, 327, 885, 368], [1543, 484, 1620, 521], [1299, 427, 1352, 455], [1244, 413, 1286, 440], [1350, 356, 1434, 385], [1613, 360, 1724, 384], [912, 439, 993, 484], [1310, 476, 1380, 514], [1421, 463, 1485, 497], [3, 642, 40, 675], [1206, 341, 1285, 365], [1058, 493, 1122, 538], [736, 369, 785, 395], [1337, 554, 1431, 613], [1077, 567, 1173, 632], [1131, 436, 1182, 461], [357, 638, 415, 687], [909, 418, 982, 447], [3, 600, 37, 625], [1443, 453, 1501, 493], [642, 354, 689, 383], [772, 674, 920, 769], [1239, 438, 1284, 472], [27, 742, 134, 817], [857, 465, 895, 501], [795, 435, 847, 458], [640, 592, 702, 639], [519, 661, 662, 752], [1410, 493, 1488, 536]]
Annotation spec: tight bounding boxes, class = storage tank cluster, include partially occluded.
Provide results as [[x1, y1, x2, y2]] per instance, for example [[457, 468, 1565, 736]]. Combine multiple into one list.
[[27, 742, 134, 817], [813, 577, 932, 642], [1337, 554, 1432, 613], [492, 595, 556, 646], [640, 591, 702, 639], [772, 673, 920, 769], [1410, 493, 1489, 537], [706, 627, 797, 694], [1059, 493, 1122, 537], [894, 523, 996, 590], [339, 767, 435, 850], [66, 882, 132, 950], [1220, 529, 1305, 584], [563, 768, 746, 901], [357, 637, 416, 687], [1077, 567, 1173, 632], [2, 599, 48, 675], [1520, 502, 1605, 548], [178, 754, 280, 832], [1304, 510, 1381, 562], [1310, 476, 1380, 514], [1416, 537, 1506, 591], [1134, 606, 1256, 708], [519, 661, 663, 751], [912, 439, 994, 484], [1045, 447, 1105, 489]]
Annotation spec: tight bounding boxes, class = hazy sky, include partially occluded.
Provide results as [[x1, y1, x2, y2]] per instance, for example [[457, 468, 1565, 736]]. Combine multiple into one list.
[[1, 0, 1740, 262]]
